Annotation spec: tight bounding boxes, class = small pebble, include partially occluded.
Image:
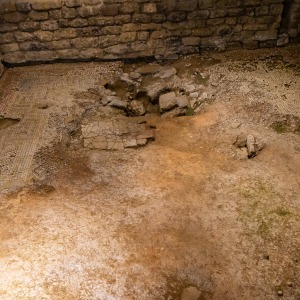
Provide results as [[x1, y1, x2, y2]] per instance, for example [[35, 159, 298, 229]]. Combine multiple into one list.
[[263, 254, 270, 260], [277, 290, 283, 297], [287, 282, 293, 287]]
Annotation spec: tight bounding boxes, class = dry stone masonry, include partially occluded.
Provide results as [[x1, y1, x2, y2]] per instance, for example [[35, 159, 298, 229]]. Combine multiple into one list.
[[0, 0, 299, 65]]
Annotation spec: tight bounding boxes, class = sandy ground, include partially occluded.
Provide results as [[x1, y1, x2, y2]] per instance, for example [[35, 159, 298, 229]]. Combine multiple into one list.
[[0, 45, 299, 300]]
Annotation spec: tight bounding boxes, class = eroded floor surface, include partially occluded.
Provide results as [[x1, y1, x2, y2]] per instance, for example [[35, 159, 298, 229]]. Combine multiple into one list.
[[0, 45, 299, 300]]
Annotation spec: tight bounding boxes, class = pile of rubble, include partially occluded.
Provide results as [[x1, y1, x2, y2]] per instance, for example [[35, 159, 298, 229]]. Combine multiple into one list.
[[96, 63, 212, 119]]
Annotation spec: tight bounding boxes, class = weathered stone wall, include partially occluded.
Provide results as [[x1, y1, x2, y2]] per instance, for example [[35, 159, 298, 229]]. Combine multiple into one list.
[[0, 0, 298, 65], [287, 0, 300, 40]]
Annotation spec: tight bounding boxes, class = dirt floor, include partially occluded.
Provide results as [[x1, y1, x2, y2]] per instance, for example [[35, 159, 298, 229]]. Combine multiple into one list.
[[0, 45, 299, 300]]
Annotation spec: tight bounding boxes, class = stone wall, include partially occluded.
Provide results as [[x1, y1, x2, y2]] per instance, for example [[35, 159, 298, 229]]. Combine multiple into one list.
[[287, 0, 300, 40], [0, 0, 298, 65]]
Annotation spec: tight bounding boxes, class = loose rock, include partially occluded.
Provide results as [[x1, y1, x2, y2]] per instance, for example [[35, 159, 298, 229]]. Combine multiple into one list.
[[155, 67, 177, 79], [159, 92, 178, 113], [129, 100, 146, 116], [136, 64, 162, 75], [107, 97, 128, 110], [161, 107, 185, 119]]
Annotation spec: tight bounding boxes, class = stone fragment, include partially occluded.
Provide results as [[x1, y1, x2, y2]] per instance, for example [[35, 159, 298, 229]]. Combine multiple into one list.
[[236, 148, 248, 160], [137, 130, 155, 141], [185, 84, 196, 92], [277, 33, 289, 47], [137, 138, 147, 146], [136, 64, 162, 75], [124, 139, 138, 148], [107, 97, 128, 110], [177, 95, 189, 108], [129, 72, 141, 80], [190, 92, 199, 98], [155, 67, 177, 79], [129, 100, 146, 116], [161, 107, 185, 119], [120, 73, 135, 85], [159, 92, 178, 113]]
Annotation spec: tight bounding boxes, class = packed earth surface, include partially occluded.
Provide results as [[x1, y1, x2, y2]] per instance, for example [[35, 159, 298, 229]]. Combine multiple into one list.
[[0, 45, 299, 300]]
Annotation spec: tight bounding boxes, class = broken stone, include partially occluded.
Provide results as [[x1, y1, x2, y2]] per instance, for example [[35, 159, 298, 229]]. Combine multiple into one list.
[[161, 107, 185, 119], [190, 92, 199, 98], [129, 72, 142, 80], [137, 129, 155, 141], [277, 33, 289, 47], [107, 97, 128, 110], [136, 64, 161, 75], [277, 290, 283, 297], [124, 139, 137, 148], [236, 147, 248, 160], [129, 100, 146, 116], [137, 138, 147, 146], [177, 95, 189, 108], [155, 66, 177, 79], [159, 92, 178, 113], [120, 73, 135, 85], [185, 84, 196, 93]]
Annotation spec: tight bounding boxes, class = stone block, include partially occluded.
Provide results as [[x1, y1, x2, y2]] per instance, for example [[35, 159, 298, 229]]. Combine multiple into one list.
[[56, 49, 80, 59], [182, 37, 200, 45], [104, 44, 129, 55], [3, 12, 27, 23], [0, 43, 20, 53], [64, 0, 81, 8], [28, 11, 49, 21], [50, 10, 62, 19], [210, 9, 227, 18], [34, 31, 54, 42], [15, 31, 34, 42], [0, 24, 19, 33], [99, 35, 118, 48], [0, 33, 15, 44], [71, 37, 99, 48], [19, 21, 40, 32], [88, 16, 114, 26], [142, 3, 157, 13], [19, 41, 47, 51], [31, 0, 62, 11], [167, 12, 186, 22], [0, 0, 16, 13], [270, 4, 284, 15], [41, 21, 59, 31], [114, 15, 132, 25], [48, 39, 71, 49], [100, 4, 119, 16], [77, 5, 99, 17], [177, 0, 197, 11], [80, 48, 104, 59], [54, 28, 77, 39], [151, 14, 166, 23], [62, 7, 77, 18], [16, 1, 31, 13], [133, 14, 151, 24], [119, 32, 136, 43], [188, 10, 209, 20], [120, 2, 139, 14]]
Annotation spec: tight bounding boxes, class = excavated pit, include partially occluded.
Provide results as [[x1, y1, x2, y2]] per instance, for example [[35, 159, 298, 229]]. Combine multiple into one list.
[[0, 45, 299, 300]]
